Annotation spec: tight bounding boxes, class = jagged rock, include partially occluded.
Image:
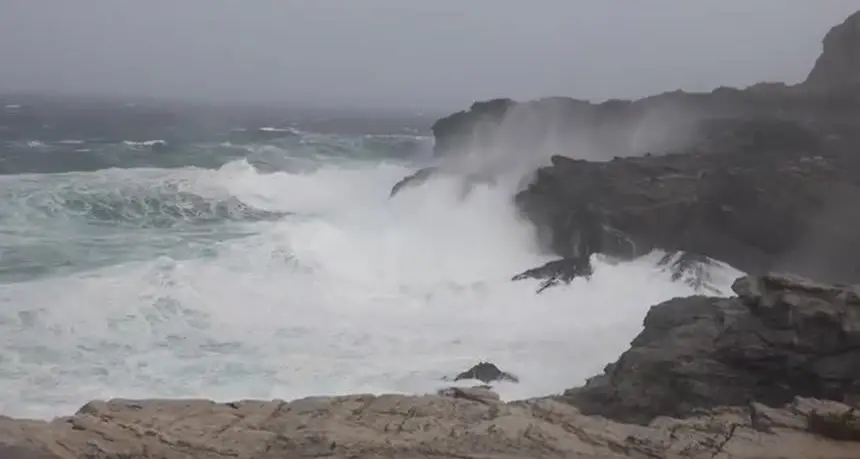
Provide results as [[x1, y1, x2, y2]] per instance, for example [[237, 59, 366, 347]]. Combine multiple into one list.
[[562, 273, 860, 425], [389, 166, 438, 197], [0, 392, 858, 458], [803, 9, 860, 92], [431, 98, 515, 157], [452, 362, 519, 384], [656, 250, 724, 294], [515, 143, 860, 284], [511, 257, 593, 293]]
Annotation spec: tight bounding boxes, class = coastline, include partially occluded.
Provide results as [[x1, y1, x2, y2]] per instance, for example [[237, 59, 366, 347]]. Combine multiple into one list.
[[2, 7, 860, 459]]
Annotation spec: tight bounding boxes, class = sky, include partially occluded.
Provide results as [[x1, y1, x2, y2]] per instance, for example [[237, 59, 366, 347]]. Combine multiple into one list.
[[0, 1, 858, 111]]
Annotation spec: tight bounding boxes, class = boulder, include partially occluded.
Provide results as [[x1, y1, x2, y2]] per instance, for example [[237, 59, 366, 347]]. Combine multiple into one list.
[[561, 273, 860, 425], [452, 361, 519, 384]]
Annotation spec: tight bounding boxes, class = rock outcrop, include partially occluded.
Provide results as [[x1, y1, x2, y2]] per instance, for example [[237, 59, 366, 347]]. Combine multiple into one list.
[[563, 273, 860, 425], [389, 166, 439, 197], [511, 257, 594, 293], [427, 11, 860, 163], [452, 361, 520, 384], [803, 9, 860, 92], [429, 88, 860, 164], [403, 10, 860, 286], [514, 144, 860, 284], [1, 391, 858, 458]]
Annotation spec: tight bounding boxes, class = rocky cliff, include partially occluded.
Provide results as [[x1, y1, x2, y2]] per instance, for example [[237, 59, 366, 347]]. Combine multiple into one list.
[[429, 10, 860, 164], [803, 9, 860, 92], [514, 138, 860, 284], [410, 9, 860, 286], [1, 274, 859, 458], [430, 88, 860, 163]]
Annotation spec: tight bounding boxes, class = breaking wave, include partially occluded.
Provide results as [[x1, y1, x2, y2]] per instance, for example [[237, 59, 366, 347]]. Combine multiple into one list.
[[0, 131, 742, 419]]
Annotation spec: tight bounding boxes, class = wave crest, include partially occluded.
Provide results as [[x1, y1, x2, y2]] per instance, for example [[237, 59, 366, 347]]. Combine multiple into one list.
[[57, 188, 289, 228]]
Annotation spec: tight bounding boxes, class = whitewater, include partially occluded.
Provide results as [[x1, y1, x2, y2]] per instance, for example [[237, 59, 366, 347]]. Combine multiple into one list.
[[0, 128, 741, 420]]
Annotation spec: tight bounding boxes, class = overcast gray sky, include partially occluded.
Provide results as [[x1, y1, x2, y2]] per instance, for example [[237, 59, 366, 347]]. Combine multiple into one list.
[[1, 1, 857, 111]]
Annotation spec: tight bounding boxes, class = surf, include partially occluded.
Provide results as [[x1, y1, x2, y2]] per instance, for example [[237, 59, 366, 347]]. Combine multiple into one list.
[[0, 155, 741, 419]]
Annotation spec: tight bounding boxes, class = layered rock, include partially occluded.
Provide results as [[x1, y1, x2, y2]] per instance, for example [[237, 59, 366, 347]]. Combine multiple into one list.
[[563, 273, 860, 425]]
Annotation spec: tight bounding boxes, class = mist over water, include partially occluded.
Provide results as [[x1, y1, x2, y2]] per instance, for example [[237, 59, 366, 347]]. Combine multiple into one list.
[[0, 116, 742, 420]]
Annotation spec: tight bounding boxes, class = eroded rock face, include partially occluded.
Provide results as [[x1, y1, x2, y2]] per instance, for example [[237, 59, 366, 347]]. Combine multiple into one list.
[[562, 273, 860, 425]]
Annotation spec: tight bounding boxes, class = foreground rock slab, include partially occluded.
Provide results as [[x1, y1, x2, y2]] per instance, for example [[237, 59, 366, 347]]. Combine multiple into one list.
[[1, 391, 858, 459]]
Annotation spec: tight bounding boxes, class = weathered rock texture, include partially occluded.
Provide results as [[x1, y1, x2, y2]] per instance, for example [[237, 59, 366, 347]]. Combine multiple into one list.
[[563, 274, 860, 425], [1, 390, 858, 459]]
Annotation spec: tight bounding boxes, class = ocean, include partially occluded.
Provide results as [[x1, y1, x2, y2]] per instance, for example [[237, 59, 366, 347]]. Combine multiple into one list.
[[0, 100, 741, 419]]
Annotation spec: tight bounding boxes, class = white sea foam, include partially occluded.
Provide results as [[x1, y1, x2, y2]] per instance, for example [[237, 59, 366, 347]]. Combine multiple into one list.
[[0, 158, 743, 419], [122, 140, 167, 147]]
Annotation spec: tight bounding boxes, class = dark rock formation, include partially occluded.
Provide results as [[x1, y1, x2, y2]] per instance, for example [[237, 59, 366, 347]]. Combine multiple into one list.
[[656, 251, 723, 294], [426, 10, 860, 167], [391, 9, 860, 291], [514, 143, 860, 284], [562, 273, 860, 425], [803, 9, 860, 92], [388, 166, 499, 198], [453, 362, 519, 384], [389, 166, 438, 197], [431, 98, 515, 157], [511, 257, 593, 293], [430, 90, 860, 165]]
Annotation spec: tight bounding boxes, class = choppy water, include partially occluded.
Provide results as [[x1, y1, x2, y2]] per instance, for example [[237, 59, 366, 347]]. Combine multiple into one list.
[[0, 110, 741, 420]]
